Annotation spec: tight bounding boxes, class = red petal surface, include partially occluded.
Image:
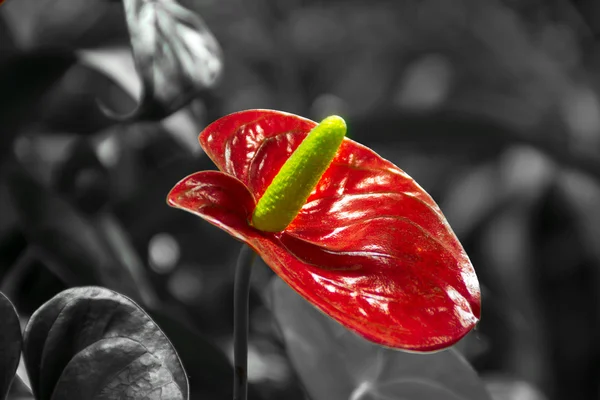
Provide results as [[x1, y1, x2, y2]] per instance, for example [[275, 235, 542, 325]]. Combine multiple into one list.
[[171, 109, 481, 351], [167, 171, 257, 242]]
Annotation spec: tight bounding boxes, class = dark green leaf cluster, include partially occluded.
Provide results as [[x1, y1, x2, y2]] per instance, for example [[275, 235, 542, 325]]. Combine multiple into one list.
[[0, 287, 188, 400]]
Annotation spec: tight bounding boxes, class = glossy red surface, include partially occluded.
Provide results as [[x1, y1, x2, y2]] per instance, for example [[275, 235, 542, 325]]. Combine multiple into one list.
[[168, 109, 481, 351]]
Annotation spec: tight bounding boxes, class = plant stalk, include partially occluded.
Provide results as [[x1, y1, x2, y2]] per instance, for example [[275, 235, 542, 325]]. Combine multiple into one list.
[[233, 244, 256, 400]]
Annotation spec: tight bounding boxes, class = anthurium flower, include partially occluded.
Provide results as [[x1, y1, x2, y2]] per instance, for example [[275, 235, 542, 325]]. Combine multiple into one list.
[[168, 109, 480, 352]]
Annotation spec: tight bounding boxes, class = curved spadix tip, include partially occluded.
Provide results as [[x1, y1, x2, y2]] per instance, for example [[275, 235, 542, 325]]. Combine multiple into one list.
[[251, 115, 347, 232]]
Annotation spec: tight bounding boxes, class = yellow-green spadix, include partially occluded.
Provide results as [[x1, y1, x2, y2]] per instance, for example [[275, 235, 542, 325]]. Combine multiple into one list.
[[251, 115, 347, 232]]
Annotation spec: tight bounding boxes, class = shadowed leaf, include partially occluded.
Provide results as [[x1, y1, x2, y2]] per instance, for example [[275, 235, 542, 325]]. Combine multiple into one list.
[[23, 286, 188, 400], [0, 51, 75, 162], [7, 374, 35, 400], [5, 163, 158, 307], [107, 0, 222, 120], [0, 292, 21, 400], [268, 277, 492, 400]]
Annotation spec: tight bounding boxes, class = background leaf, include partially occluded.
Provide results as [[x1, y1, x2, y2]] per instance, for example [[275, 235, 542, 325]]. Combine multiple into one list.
[[268, 277, 492, 400], [0, 0, 127, 49], [0, 51, 75, 163], [23, 286, 188, 400], [0, 291, 21, 400], [114, 0, 222, 120], [7, 374, 35, 400], [5, 163, 158, 307]]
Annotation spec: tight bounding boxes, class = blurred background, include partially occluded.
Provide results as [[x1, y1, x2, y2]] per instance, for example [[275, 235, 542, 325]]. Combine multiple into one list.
[[2, 0, 600, 399]]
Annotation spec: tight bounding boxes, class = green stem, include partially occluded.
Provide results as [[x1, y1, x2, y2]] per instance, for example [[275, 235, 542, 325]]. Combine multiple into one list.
[[233, 244, 256, 400]]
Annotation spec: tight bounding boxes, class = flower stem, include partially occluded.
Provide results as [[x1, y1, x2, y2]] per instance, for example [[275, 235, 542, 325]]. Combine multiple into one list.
[[233, 244, 256, 400]]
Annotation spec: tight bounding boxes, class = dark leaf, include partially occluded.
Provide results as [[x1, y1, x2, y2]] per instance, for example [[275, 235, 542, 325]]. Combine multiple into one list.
[[36, 64, 136, 136], [268, 277, 492, 400], [0, 229, 28, 281], [5, 163, 158, 307], [0, 291, 22, 400], [0, 51, 75, 162], [23, 286, 188, 400], [109, 0, 222, 120], [8, 374, 35, 400], [1, 254, 68, 324]]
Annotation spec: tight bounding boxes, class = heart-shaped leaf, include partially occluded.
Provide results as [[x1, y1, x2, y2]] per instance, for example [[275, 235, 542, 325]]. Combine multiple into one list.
[[269, 277, 492, 400], [23, 286, 188, 400], [0, 291, 21, 400], [110, 0, 222, 120]]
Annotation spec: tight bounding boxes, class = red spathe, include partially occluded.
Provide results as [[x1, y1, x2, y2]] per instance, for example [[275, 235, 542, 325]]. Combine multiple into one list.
[[168, 109, 481, 351]]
